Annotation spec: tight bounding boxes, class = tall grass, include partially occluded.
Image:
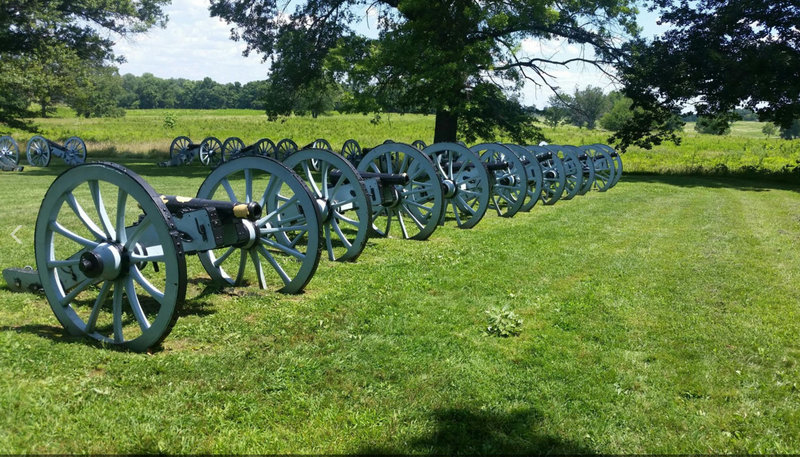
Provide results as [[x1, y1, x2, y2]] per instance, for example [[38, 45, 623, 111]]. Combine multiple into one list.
[[3, 108, 799, 179]]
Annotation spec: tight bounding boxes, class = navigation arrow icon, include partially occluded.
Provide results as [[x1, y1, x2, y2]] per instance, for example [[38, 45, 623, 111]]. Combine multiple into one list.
[[10, 225, 22, 244]]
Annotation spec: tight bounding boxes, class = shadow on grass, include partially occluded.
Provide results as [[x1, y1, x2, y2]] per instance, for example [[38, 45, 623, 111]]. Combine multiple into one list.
[[623, 173, 800, 193], [0, 323, 145, 352], [13, 158, 214, 180], [360, 407, 594, 455]]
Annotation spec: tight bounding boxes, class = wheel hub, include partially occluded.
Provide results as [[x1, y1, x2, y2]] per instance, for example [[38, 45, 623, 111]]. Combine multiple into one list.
[[79, 242, 126, 280], [316, 198, 333, 223], [442, 179, 457, 198]]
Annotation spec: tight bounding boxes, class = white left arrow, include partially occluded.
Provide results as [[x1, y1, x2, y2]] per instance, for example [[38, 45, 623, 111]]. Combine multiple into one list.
[[10, 225, 22, 244]]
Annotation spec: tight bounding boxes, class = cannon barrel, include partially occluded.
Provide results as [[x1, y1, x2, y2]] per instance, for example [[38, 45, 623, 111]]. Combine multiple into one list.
[[160, 195, 261, 221]]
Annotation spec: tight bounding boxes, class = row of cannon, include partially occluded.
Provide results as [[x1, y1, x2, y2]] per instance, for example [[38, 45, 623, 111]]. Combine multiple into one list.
[[0, 135, 87, 170], [3, 140, 621, 351]]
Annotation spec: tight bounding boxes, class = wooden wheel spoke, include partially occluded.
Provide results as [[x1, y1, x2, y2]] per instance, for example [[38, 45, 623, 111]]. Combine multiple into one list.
[[65, 192, 106, 240], [88, 180, 116, 240], [125, 277, 151, 332]]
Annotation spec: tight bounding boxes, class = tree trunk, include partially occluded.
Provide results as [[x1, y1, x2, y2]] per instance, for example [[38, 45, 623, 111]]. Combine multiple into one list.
[[434, 109, 458, 143], [40, 100, 48, 118]]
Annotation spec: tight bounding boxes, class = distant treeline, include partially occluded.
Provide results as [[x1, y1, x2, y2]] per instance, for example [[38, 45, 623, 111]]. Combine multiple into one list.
[[117, 73, 268, 110]]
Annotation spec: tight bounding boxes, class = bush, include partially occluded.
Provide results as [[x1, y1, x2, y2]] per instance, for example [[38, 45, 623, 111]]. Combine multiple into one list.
[[694, 112, 741, 135], [484, 306, 523, 337]]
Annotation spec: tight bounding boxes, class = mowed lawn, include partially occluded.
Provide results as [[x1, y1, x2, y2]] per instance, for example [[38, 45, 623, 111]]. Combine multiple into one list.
[[0, 159, 799, 453]]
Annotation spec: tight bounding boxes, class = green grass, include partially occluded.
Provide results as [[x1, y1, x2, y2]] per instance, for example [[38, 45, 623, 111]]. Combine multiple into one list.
[[1, 156, 799, 453], [2, 109, 799, 180]]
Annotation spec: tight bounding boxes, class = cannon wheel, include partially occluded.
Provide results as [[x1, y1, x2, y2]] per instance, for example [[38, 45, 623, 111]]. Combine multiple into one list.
[[311, 138, 333, 151], [35, 162, 186, 351], [307, 138, 332, 171], [276, 139, 299, 161], [504, 144, 543, 212], [63, 137, 87, 166], [527, 145, 566, 205], [169, 136, 191, 161], [222, 137, 245, 161], [284, 149, 371, 261], [411, 140, 427, 150], [580, 145, 615, 192], [0, 136, 20, 166], [199, 137, 223, 167], [423, 142, 491, 229], [574, 146, 596, 196], [255, 138, 276, 158], [471, 143, 529, 218], [358, 143, 444, 240], [595, 144, 623, 187], [341, 139, 362, 166], [544, 145, 583, 201], [196, 156, 322, 293], [26, 136, 52, 167]]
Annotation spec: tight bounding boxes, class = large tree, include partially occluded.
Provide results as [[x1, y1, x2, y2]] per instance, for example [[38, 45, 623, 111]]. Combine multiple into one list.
[[0, 0, 170, 127], [613, 0, 800, 150], [210, 0, 639, 142]]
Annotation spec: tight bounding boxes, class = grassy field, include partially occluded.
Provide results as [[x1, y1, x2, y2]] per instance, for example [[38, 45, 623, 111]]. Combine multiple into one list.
[[2, 108, 799, 180], [0, 111, 799, 453]]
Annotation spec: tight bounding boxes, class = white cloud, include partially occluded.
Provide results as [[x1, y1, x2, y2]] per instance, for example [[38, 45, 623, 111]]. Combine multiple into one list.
[[113, 0, 268, 83]]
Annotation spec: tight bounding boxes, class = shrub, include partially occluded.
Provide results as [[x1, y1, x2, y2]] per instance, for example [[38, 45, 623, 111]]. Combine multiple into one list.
[[484, 306, 523, 337]]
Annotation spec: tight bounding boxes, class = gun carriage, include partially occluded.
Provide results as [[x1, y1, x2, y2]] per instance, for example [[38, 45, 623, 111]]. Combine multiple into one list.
[[26, 135, 87, 167], [4, 158, 323, 350], [0, 136, 22, 171], [160, 136, 224, 167], [221, 137, 276, 160]]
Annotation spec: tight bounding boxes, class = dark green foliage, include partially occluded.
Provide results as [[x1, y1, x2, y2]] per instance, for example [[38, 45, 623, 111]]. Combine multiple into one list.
[[615, 0, 800, 150], [117, 74, 269, 110], [209, 0, 638, 142], [694, 112, 741, 135], [69, 67, 126, 118], [780, 120, 800, 140], [0, 0, 170, 127], [600, 94, 634, 132]]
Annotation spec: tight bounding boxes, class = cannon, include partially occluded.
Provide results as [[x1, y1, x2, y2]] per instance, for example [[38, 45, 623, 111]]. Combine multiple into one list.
[[159, 136, 223, 167], [578, 144, 617, 192], [542, 145, 584, 201], [283, 148, 373, 260], [503, 144, 544, 212], [26, 135, 86, 167], [574, 148, 596, 196], [341, 139, 364, 167], [355, 143, 445, 240], [0, 136, 23, 171], [222, 137, 276, 160], [275, 139, 299, 161], [3, 158, 323, 351], [422, 143, 491, 229], [300, 138, 333, 171], [595, 144, 623, 188], [469, 143, 530, 218], [526, 145, 567, 205]]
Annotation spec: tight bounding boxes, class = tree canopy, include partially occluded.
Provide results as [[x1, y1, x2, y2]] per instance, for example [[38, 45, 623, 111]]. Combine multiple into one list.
[[0, 0, 170, 128], [210, 0, 639, 143], [613, 0, 800, 150]]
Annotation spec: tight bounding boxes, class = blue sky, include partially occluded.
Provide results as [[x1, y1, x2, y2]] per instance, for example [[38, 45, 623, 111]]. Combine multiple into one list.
[[113, 0, 665, 108]]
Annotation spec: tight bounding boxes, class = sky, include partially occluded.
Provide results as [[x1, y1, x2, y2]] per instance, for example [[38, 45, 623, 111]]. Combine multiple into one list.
[[113, 0, 665, 108]]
